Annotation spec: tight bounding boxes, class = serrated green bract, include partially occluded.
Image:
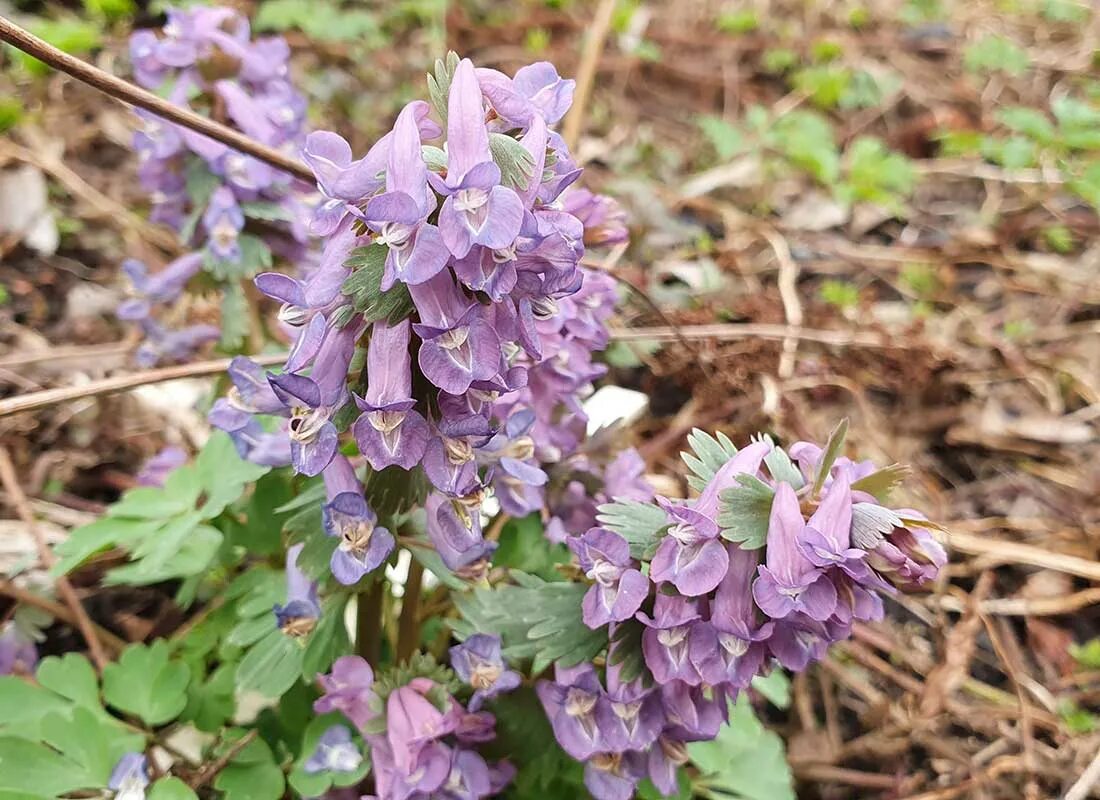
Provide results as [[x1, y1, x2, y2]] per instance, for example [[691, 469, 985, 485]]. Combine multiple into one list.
[[421, 144, 447, 172], [452, 572, 607, 673], [213, 733, 286, 800], [102, 640, 191, 726], [341, 244, 416, 324], [850, 503, 903, 550], [489, 132, 537, 190], [763, 442, 805, 489], [689, 697, 795, 800], [681, 428, 739, 492], [717, 474, 775, 550], [426, 51, 460, 124], [596, 500, 668, 560]]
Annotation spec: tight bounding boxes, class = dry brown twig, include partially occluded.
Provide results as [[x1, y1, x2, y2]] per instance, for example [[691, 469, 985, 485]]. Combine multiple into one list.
[[0, 446, 111, 671], [0, 16, 313, 182], [0, 578, 127, 653], [561, 0, 618, 150], [188, 730, 259, 790]]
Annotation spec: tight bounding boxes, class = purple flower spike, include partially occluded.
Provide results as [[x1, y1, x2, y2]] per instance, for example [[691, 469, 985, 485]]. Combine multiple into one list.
[[570, 528, 649, 630], [322, 458, 394, 585], [449, 634, 521, 711], [273, 543, 321, 636], [366, 102, 449, 290], [352, 320, 430, 471], [431, 59, 523, 258], [314, 655, 376, 731], [108, 752, 149, 799], [202, 186, 244, 262], [752, 483, 838, 622]]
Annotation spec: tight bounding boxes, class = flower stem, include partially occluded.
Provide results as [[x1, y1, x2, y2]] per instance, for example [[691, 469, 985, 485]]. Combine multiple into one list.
[[396, 558, 424, 663], [356, 579, 385, 667]]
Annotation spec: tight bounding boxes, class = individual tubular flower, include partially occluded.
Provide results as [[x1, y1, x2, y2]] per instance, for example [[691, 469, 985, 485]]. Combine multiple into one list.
[[322, 455, 394, 585], [569, 528, 649, 629], [352, 319, 430, 471], [637, 595, 703, 686], [273, 543, 320, 635], [108, 753, 149, 800], [449, 634, 521, 711], [303, 726, 364, 774], [134, 446, 188, 487], [314, 655, 376, 731], [536, 663, 614, 761], [0, 624, 37, 676]]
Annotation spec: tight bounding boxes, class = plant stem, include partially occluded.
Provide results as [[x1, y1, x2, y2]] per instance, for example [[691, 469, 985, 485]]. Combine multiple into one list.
[[356, 580, 385, 667], [395, 558, 424, 663]]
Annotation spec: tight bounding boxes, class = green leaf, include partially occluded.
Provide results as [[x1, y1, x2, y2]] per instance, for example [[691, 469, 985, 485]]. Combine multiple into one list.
[[453, 572, 607, 673], [850, 463, 910, 503], [421, 145, 447, 172], [302, 597, 351, 681], [717, 475, 775, 549], [493, 513, 570, 580], [426, 51, 461, 124], [763, 443, 804, 489], [769, 110, 839, 184], [53, 517, 162, 575], [288, 714, 369, 796], [105, 524, 222, 585], [14, 19, 101, 76], [681, 428, 739, 492], [839, 137, 913, 208], [220, 282, 249, 351], [811, 417, 849, 498], [196, 431, 271, 516], [690, 697, 795, 800], [181, 663, 237, 733], [697, 114, 745, 160], [213, 734, 286, 800], [36, 653, 99, 709], [205, 235, 272, 281], [240, 201, 291, 222], [751, 670, 791, 709], [964, 35, 1029, 76], [408, 539, 466, 590], [341, 245, 416, 324], [148, 777, 199, 800], [102, 640, 191, 726], [996, 107, 1055, 144], [596, 501, 668, 560], [236, 628, 304, 698], [489, 133, 536, 190]]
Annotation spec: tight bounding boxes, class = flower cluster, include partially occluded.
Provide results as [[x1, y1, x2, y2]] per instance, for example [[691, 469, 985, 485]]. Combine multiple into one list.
[[120, 7, 310, 365], [215, 53, 632, 584], [311, 640, 519, 800], [0, 623, 37, 676], [538, 435, 946, 799]]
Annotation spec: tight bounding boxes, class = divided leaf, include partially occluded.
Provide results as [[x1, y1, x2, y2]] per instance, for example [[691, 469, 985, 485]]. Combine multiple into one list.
[[689, 697, 795, 800], [717, 475, 776, 550], [102, 640, 191, 726], [596, 500, 669, 560], [453, 572, 607, 673], [342, 245, 416, 325], [489, 132, 536, 190], [850, 463, 910, 503], [681, 428, 739, 492]]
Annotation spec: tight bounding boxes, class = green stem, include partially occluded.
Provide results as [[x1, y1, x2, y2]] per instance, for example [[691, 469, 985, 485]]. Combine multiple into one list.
[[356, 579, 385, 667], [396, 558, 425, 664]]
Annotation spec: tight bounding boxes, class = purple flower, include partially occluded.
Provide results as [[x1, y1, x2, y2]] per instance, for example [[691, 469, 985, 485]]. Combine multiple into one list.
[[410, 272, 502, 396], [386, 681, 458, 775], [135, 446, 188, 487], [650, 441, 771, 596], [690, 545, 772, 688], [202, 186, 244, 261], [647, 736, 689, 797], [602, 657, 664, 752], [766, 615, 831, 671], [584, 752, 646, 800], [368, 734, 451, 800], [425, 492, 496, 571], [314, 655, 376, 731], [269, 324, 358, 476], [352, 320, 430, 471], [861, 510, 947, 589], [274, 544, 320, 636], [365, 102, 450, 290], [569, 528, 649, 629], [797, 472, 872, 580], [303, 725, 364, 774], [0, 624, 37, 676], [133, 320, 219, 367], [659, 681, 727, 742], [638, 595, 703, 686], [108, 752, 149, 800], [322, 456, 395, 585], [118, 252, 204, 320], [561, 189, 629, 247], [476, 62, 575, 128], [430, 59, 523, 259], [752, 482, 838, 622], [436, 747, 495, 800], [536, 663, 614, 760], [449, 634, 521, 711]]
